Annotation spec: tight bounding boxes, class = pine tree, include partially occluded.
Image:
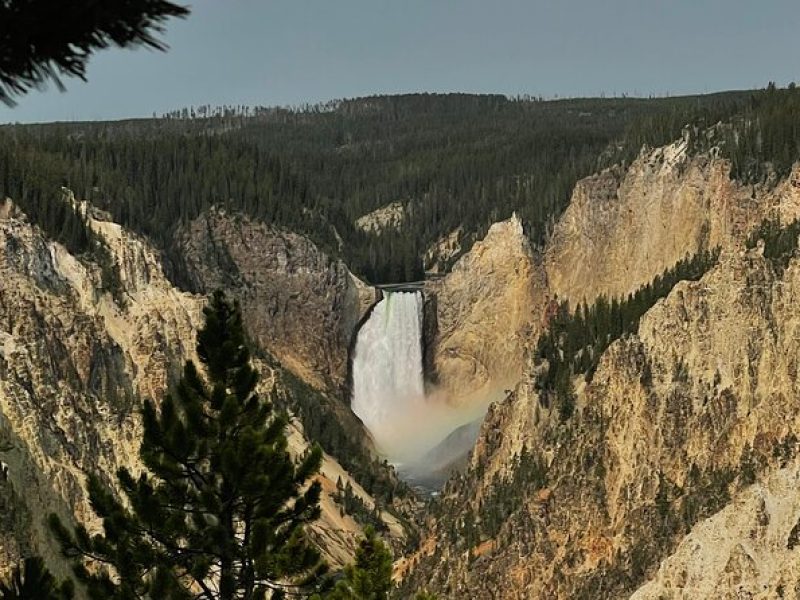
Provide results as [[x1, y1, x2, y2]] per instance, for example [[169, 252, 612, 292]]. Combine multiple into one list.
[[322, 527, 393, 600], [0, 557, 73, 600], [50, 290, 327, 599]]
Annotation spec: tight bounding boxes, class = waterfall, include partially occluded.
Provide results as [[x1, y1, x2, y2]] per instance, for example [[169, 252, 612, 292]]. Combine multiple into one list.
[[351, 291, 425, 456], [351, 289, 492, 476]]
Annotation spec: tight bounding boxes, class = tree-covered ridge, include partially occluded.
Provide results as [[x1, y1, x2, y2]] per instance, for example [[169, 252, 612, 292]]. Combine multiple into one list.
[[0, 89, 771, 284], [536, 249, 720, 420], [718, 83, 800, 184]]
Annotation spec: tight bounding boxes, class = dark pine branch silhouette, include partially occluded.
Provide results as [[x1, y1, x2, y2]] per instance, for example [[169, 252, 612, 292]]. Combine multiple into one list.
[[0, 0, 189, 105]]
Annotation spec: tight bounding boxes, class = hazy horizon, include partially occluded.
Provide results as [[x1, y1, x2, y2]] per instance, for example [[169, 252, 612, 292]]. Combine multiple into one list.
[[2, 0, 798, 124], [1, 87, 776, 126]]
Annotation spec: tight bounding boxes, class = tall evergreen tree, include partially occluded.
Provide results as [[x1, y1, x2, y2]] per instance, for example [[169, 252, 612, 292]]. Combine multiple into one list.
[[50, 290, 327, 600]]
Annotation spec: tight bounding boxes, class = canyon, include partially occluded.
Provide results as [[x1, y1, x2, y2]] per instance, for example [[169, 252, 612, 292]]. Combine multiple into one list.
[[3, 130, 800, 600], [403, 143, 800, 599], [0, 195, 405, 584]]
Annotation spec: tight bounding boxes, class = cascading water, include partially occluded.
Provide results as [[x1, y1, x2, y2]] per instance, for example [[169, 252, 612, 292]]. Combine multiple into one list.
[[351, 289, 491, 479], [351, 291, 426, 460]]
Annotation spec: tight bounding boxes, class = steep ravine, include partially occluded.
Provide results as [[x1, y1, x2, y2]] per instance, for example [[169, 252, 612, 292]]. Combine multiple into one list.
[[4, 134, 800, 600], [405, 152, 800, 598], [423, 139, 800, 422], [0, 198, 400, 583]]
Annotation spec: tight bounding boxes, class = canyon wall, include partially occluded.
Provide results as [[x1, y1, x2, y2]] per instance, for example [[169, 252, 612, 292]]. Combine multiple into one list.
[[424, 138, 800, 417], [423, 214, 546, 409], [0, 197, 202, 581], [176, 208, 375, 392], [544, 137, 799, 304], [408, 152, 800, 598], [0, 199, 395, 584]]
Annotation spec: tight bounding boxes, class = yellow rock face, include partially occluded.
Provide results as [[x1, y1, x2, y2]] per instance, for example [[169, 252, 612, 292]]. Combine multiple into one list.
[[0, 197, 202, 580], [424, 214, 547, 411], [424, 139, 800, 417], [546, 140, 800, 305], [0, 197, 390, 579], [408, 150, 800, 599]]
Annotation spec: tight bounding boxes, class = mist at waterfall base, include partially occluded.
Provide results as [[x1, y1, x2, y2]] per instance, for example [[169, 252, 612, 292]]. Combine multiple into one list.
[[351, 291, 487, 482]]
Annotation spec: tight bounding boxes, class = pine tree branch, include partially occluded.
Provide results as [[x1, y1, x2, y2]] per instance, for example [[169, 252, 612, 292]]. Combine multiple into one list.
[[0, 0, 190, 105]]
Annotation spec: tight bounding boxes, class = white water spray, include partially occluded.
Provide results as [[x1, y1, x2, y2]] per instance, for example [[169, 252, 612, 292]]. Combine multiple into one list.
[[351, 291, 425, 425], [351, 291, 427, 459], [351, 289, 494, 474]]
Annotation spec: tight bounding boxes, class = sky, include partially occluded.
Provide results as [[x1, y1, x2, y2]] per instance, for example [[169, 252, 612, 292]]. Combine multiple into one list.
[[2, 0, 799, 123]]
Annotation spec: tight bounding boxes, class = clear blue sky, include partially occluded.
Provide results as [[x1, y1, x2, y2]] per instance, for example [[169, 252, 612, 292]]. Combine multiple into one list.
[[2, 0, 798, 123]]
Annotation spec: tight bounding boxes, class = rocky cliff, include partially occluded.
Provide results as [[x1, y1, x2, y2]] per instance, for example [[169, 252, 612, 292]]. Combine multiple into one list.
[[406, 151, 800, 598], [0, 196, 202, 581], [631, 460, 800, 599], [545, 137, 800, 304], [355, 201, 408, 234], [176, 208, 375, 392], [424, 139, 800, 415], [423, 227, 463, 274], [0, 198, 397, 584], [423, 214, 546, 410]]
